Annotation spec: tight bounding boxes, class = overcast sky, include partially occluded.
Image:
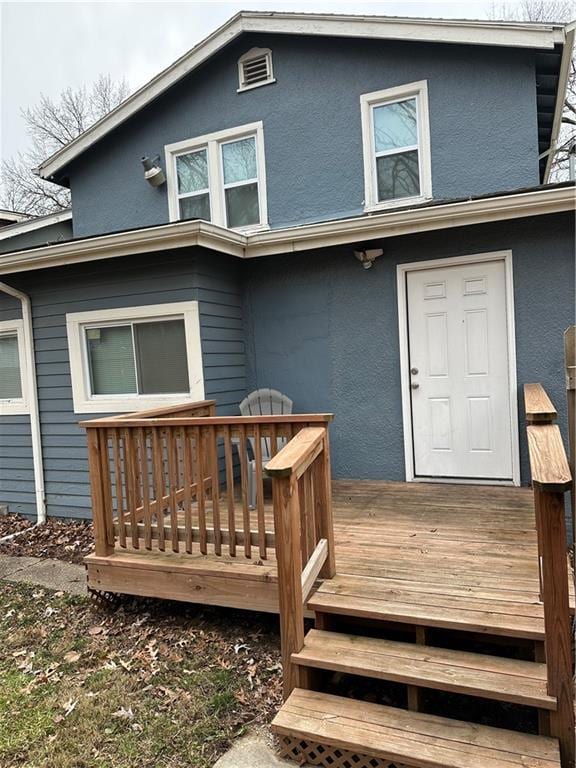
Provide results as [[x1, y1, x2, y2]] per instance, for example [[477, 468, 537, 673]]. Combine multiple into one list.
[[0, 0, 530, 162]]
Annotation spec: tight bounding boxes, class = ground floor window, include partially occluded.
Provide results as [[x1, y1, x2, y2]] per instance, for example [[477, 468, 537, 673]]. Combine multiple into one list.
[[0, 319, 28, 415], [66, 302, 204, 413]]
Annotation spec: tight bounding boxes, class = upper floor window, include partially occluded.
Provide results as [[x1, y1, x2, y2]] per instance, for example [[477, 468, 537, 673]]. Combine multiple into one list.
[[166, 122, 268, 231], [361, 81, 431, 211], [66, 302, 204, 413], [0, 320, 28, 415], [237, 48, 275, 92]]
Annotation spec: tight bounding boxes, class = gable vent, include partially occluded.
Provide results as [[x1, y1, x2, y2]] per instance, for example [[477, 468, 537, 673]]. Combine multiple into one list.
[[238, 48, 274, 92]]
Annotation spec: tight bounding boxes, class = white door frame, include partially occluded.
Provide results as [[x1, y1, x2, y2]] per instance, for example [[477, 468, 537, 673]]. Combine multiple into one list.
[[396, 250, 521, 487]]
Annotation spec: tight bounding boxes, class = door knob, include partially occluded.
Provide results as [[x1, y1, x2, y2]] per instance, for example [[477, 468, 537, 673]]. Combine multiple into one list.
[[410, 367, 419, 375], [411, 382, 419, 389]]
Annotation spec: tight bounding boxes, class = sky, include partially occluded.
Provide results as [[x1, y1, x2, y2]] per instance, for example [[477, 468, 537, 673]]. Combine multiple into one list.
[[0, 0, 533, 162]]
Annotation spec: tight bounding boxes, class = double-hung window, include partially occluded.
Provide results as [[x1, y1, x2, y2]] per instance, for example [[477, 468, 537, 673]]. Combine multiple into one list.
[[361, 81, 431, 211], [66, 303, 204, 413], [166, 122, 267, 231], [0, 320, 28, 415]]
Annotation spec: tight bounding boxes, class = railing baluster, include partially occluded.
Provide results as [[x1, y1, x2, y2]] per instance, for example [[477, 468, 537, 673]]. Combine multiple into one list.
[[124, 427, 139, 549], [112, 428, 126, 549], [195, 426, 207, 554], [138, 427, 152, 550], [239, 424, 251, 559], [151, 428, 165, 552], [182, 426, 193, 554], [254, 424, 267, 559], [224, 425, 236, 557], [209, 426, 222, 556], [167, 426, 180, 553]]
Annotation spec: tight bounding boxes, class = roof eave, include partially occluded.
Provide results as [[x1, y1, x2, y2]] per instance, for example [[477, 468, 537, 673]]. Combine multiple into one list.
[[544, 21, 575, 182]]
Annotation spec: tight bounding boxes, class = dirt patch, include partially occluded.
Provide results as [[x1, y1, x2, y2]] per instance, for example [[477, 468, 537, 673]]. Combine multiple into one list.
[[0, 515, 94, 564], [0, 581, 282, 767]]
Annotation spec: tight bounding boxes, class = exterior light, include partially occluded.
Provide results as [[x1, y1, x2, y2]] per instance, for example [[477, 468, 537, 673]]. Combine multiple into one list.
[[354, 248, 383, 270], [141, 155, 166, 187]]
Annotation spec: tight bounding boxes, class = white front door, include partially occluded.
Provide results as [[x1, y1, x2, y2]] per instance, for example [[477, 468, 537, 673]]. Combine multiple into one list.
[[406, 259, 514, 480]]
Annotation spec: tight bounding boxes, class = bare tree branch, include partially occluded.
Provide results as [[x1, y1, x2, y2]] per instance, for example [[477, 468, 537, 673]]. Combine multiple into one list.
[[1, 74, 129, 217]]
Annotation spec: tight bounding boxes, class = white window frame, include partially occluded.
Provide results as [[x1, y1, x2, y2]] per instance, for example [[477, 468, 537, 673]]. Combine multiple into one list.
[[0, 319, 29, 415], [361, 80, 432, 213], [66, 302, 205, 414], [165, 122, 268, 232], [237, 47, 275, 92]]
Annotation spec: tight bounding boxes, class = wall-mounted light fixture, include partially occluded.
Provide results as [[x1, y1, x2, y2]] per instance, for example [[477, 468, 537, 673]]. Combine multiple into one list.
[[141, 155, 166, 187], [354, 247, 383, 270]]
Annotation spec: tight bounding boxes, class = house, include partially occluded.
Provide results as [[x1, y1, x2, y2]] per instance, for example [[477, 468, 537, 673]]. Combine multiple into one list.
[[2, 12, 575, 768], [0, 11, 573, 523]]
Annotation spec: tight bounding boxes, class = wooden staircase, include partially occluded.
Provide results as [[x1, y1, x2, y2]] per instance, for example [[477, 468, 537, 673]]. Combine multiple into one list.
[[266, 385, 575, 768]]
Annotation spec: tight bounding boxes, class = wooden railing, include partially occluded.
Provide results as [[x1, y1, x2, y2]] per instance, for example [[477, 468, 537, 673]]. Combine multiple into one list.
[[82, 402, 333, 564], [265, 426, 336, 698], [524, 383, 575, 768]]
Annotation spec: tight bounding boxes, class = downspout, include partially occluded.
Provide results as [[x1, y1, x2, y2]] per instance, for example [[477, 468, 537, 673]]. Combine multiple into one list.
[[0, 281, 46, 524]]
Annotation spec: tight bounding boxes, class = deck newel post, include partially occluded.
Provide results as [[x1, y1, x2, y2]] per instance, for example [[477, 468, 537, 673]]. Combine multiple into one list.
[[272, 473, 306, 699], [534, 484, 575, 768], [565, 326, 575, 551], [87, 427, 114, 557], [314, 429, 336, 579]]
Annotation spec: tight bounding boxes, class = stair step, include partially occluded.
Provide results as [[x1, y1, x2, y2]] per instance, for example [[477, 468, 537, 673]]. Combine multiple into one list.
[[292, 630, 556, 709], [272, 688, 561, 768], [308, 573, 545, 640]]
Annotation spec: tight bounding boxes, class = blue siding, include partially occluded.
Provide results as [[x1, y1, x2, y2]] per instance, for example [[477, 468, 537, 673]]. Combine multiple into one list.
[[68, 33, 539, 238], [7, 249, 246, 519], [0, 295, 36, 516], [0, 219, 73, 254], [243, 213, 575, 485]]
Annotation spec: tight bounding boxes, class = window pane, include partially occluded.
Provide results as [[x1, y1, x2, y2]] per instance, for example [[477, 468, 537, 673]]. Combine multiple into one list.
[[86, 325, 137, 395], [134, 320, 189, 395], [225, 182, 259, 228], [179, 193, 211, 222], [177, 149, 208, 194], [222, 137, 257, 184], [0, 334, 22, 399], [373, 98, 417, 152], [376, 150, 420, 202]]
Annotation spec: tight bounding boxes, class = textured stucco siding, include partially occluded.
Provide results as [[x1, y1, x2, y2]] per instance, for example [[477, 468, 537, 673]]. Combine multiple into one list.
[[243, 212, 574, 485], [0, 294, 35, 515], [67, 33, 539, 238], [0, 219, 73, 254], [4, 248, 246, 519]]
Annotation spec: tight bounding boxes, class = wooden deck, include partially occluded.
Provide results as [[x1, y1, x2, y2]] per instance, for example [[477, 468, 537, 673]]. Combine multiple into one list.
[[86, 479, 572, 640]]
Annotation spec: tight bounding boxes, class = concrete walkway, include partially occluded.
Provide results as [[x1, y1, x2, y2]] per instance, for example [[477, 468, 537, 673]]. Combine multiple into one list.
[[0, 553, 86, 595], [213, 734, 291, 767]]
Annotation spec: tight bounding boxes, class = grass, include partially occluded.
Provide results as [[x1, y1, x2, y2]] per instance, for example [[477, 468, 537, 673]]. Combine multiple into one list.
[[0, 582, 282, 767]]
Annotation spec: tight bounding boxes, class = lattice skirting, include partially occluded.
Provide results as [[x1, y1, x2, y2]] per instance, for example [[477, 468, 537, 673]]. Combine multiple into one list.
[[277, 735, 411, 768]]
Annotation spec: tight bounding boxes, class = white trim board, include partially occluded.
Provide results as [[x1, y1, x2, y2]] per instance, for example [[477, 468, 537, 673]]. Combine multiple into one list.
[[36, 11, 567, 181], [0, 210, 72, 241], [65, 301, 205, 413], [396, 250, 521, 487], [0, 185, 573, 276]]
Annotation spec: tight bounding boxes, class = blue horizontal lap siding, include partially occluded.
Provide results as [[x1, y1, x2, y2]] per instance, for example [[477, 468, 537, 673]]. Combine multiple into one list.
[[0, 296, 36, 516], [68, 34, 539, 238], [4, 248, 246, 520]]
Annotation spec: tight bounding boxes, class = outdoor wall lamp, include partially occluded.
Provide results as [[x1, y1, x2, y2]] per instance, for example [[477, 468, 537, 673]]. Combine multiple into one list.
[[141, 155, 166, 187], [354, 248, 384, 270]]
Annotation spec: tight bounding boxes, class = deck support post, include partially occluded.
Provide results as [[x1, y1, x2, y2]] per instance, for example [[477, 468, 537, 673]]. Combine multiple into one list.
[[313, 432, 336, 579], [534, 486, 575, 768]]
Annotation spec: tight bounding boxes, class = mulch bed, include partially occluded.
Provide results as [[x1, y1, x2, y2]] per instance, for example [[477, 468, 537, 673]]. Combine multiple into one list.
[[0, 514, 94, 564]]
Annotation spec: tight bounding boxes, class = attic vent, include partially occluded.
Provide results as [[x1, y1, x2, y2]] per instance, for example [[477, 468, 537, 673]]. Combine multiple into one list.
[[238, 48, 275, 92]]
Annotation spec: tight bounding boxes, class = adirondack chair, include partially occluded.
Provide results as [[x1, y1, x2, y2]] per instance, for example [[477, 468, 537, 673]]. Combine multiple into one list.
[[239, 388, 293, 508]]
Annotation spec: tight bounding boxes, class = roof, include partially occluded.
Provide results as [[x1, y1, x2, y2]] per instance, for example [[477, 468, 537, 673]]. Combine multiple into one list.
[[0, 182, 572, 274], [0, 209, 28, 226], [35, 11, 573, 185], [0, 209, 72, 242]]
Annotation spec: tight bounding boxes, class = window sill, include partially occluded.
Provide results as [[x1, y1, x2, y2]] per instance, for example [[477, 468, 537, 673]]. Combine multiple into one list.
[[0, 400, 30, 416], [237, 78, 276, 93], [73, 393, 204, 415], [364, 195, 433, 214]]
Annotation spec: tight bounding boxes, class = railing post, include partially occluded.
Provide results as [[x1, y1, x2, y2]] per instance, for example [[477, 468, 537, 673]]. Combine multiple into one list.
[[533, 483, 575, 768], [272, 472, 306, 699], [565, 326, 575, 551], [313, 430, 336, 578], [86, 427, 114, 557]]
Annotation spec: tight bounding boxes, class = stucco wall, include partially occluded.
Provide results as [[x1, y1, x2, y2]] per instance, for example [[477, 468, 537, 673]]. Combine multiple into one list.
[[243, 212, 574, 485], [67, 33, 539, 238], [1, 248, 246, 518]]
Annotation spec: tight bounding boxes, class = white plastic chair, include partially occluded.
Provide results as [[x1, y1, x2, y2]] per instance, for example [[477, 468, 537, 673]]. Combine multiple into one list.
[[239, 388, 293, 508]]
